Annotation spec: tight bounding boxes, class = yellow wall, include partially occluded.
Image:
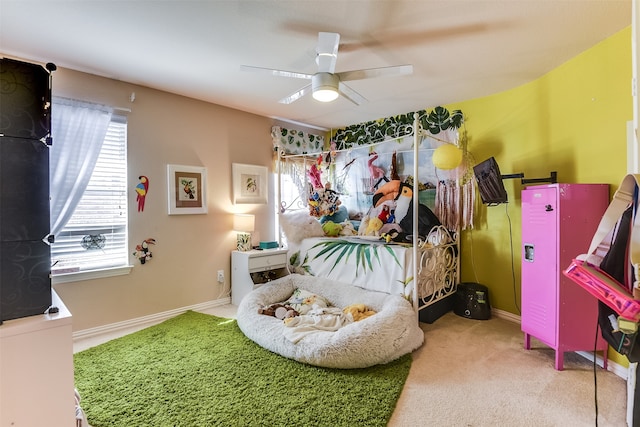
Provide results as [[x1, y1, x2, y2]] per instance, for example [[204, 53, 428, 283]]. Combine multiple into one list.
[[444, 27, 632, 365]]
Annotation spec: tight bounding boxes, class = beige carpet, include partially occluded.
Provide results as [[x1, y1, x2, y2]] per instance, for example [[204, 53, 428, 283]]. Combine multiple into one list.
[[388, 312, 628, 427]]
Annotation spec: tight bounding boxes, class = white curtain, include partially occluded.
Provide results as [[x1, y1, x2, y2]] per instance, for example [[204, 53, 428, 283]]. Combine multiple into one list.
[[49, 97, 113, 237]]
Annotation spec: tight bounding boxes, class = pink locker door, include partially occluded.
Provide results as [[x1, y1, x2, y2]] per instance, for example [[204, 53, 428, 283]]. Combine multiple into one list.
[[521, 186, 558, 348]]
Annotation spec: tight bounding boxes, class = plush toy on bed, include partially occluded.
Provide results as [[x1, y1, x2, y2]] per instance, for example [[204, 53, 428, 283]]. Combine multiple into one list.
[[308, 183, 342, 218], [308, 157, 324, 189], [319, 205, 348, 224], [258, 303, 299, 320], [322, 221, 342, 237], [343, 303, 376, 321], [285, 288, 330, 315], [362, 179, 440, 242], [339, 221, 357, 236], [361, 216, 383, 236]]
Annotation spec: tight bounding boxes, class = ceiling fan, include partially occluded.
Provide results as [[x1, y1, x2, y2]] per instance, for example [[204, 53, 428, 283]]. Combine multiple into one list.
[[240, 32, 413, 105]]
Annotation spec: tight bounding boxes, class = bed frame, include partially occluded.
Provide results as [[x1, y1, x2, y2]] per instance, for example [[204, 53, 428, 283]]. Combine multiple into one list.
[[275, 113, 461, 319]]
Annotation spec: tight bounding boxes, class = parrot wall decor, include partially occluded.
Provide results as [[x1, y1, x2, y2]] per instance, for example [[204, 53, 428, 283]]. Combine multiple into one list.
[[136, 175, 149, 212]]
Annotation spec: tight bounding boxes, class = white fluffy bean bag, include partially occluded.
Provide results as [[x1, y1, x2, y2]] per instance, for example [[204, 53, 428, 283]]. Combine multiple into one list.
[[237, 274, 424, 369]]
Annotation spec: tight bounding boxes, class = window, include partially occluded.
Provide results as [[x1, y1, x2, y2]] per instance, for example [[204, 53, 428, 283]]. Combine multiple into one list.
[[51, 115, 129, 282]]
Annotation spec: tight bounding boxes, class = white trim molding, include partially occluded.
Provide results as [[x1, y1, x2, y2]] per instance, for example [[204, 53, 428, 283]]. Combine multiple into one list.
[[72, 297, 231, 342], [492, 307, 628, 380]]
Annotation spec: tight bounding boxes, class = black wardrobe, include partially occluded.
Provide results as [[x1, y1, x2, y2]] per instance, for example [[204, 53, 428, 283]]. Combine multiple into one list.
[[0, 58, 55, 322]]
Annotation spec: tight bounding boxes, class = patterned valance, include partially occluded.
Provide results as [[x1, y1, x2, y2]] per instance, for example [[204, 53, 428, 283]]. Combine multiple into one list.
[[271, 126, 326, 155]]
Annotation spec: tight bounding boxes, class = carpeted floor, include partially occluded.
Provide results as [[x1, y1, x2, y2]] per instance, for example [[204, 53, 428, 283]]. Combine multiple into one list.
[[74, 311, 411, 427], [74, 306, 629, 427], [388, 312, 628, 427]]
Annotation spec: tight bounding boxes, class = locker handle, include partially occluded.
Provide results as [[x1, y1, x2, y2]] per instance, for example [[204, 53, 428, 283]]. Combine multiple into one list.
[[524, 244, 534, 262], [545, 204, 553, 212]]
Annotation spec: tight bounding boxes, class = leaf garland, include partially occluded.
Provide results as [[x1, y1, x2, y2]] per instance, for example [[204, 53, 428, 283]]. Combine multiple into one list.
[[333, 106, 463, 150]]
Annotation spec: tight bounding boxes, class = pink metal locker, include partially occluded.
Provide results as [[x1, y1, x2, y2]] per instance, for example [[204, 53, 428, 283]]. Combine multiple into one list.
[[521, 183, 609, 370]]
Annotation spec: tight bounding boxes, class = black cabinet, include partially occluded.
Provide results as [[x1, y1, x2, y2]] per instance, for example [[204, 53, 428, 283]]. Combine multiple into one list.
[[0, 58, 54, 321], [0, 137, 50, 240], [0, 57, 52, 141]]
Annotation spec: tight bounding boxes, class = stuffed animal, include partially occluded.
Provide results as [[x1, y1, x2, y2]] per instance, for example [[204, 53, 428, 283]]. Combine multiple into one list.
[[379, 222, 402, 236], [258, 303, 299, 320], [363, 217, 383, 236], [381, 231, 398, 243], [339, 221, 357, 236], [343, 304, 376, 322], [373, 180, 401, 208], [322, 220, 342, 237], [368, 152, 386, 185], [308, 184, 341, 218], [308, 160, 323, 189], [378, 204, 392, 223]]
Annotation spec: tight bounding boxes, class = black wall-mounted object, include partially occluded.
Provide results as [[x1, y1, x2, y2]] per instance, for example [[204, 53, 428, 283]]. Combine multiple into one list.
[[473, 157, 509, 205], [0, 58, 55, 322], [502, 171, 558, 186], [473, 156, 558, 206]]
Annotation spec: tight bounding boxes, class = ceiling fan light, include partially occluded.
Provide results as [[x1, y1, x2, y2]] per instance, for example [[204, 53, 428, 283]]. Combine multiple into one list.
[[312, 72, 339, 102], [313, 88, 339, 102]]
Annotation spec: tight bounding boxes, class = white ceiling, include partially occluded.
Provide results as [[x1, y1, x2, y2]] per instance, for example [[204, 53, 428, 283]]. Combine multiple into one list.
[[0, 0, 632, 131]]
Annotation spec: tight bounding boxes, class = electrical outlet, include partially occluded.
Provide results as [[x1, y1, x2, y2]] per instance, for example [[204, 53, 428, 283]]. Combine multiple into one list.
[[217, 270, 224, 283]]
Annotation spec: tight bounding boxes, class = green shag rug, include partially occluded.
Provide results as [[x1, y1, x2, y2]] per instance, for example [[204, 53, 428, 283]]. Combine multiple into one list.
[[74, 310, 412, 427]]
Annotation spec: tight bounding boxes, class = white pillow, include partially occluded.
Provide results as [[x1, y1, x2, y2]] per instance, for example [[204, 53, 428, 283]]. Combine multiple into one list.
[[279, 210, 324, 245]]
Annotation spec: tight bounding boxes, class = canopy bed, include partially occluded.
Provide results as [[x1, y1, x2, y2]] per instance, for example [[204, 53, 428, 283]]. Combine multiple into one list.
[[237, 108, 472, 368], [275, 109, 468, 315]]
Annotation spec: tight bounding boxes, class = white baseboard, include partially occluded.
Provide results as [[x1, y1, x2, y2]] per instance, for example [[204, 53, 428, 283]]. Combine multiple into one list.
[[491, 307, 521, 323], [72, 297, 231, 342], [491, 307, 629, 380], [575, 350, 629, 379]]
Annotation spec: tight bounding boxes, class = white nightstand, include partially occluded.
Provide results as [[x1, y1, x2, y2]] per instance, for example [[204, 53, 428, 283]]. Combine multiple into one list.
[[231, 248, 289, 306]]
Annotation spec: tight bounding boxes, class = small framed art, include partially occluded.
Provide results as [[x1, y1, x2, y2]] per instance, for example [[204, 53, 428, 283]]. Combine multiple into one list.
[[167, 164, 208, 215], [232, 163, 268, 204]]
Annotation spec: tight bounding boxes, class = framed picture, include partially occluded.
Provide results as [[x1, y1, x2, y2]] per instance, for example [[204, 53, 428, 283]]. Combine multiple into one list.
[[232, 163, 268, 204], [167, 164, 208, 215]]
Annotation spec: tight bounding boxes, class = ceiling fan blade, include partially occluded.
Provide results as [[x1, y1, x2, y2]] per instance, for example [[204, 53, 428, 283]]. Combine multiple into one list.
[[316, 32, 340, 73], [279, 83, 312, 104], [240, 65, 313, 80], [338, 82, 367, 106], [337, 64, 413, 82]]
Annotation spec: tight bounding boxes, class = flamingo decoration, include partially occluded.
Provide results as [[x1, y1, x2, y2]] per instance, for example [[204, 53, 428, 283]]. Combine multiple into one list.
[[368, 152, 387, 189]]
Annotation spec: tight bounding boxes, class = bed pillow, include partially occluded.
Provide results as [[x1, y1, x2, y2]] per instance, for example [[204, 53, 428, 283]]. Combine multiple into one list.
[[279, 210, 324, 245], [285, 288, 330, 314]]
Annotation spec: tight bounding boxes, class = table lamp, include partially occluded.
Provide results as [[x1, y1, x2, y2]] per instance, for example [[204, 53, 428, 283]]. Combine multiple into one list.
[[233, 213, 255, 251]]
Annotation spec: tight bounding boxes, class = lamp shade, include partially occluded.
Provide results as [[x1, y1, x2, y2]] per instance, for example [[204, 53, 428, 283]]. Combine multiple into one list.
[[233, 214, 255, 232], [433, 143, 463, 170]]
